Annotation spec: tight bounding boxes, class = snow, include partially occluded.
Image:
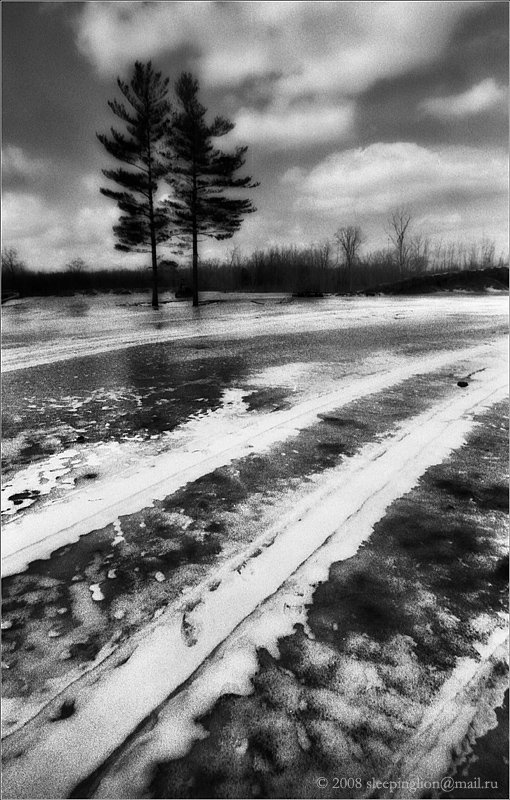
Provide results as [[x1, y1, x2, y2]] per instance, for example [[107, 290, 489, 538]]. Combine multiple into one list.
[[2, 339, 505, 578], [2, 370, 507, 800], [1, 448, 79, 516], [2, 293, 506, 373], [388, 623, 509, 798]]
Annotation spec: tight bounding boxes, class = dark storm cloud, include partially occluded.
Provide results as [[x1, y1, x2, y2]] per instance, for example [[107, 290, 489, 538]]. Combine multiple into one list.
[[2, 2, 108, 164], [2, 1, 508, 268]]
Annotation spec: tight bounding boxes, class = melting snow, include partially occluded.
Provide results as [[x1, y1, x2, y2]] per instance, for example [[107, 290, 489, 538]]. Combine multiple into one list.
[[1, 340, 506, 579], [1, 449, 79, 516], [2, 373, 507, 800]]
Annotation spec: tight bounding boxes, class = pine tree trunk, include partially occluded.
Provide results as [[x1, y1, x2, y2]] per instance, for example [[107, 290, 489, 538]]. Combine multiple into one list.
[[150, 233, 159, 309], [192, 222, 199, 307], [192, 166, 199, 307], [147, 124, 159, 310]]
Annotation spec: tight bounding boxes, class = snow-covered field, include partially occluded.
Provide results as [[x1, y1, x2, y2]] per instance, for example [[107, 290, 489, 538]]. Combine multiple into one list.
[[1, 293, 508, 799]]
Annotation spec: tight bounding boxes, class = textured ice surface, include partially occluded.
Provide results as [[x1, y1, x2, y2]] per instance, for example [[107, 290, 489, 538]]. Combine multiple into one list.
[[2, 293, 506, 372], [1, 374, 507, 800], [2, 340, 506, 578]]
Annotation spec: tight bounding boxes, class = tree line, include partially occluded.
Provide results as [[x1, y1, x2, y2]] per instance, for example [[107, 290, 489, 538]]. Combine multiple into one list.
[[97, 62, 258, 308], [3, 232, 506, 299]]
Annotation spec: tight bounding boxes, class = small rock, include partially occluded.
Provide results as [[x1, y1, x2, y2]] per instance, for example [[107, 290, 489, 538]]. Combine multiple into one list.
[[112, 609, 126, 620], [107, 569, 117, 579], [1, 661, 10, 670], [154, 572, 166, 583], [1, 620, 13, 630], [48, 629, 62, 638], [57, 608, 68, 615]]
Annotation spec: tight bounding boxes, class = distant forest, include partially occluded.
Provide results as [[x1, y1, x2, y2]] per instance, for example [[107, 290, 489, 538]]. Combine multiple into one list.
[[2, 235, 508, 299]]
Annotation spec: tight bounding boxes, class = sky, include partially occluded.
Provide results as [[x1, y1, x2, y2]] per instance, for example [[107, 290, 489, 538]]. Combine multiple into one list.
[[2, 0, 509, 270]]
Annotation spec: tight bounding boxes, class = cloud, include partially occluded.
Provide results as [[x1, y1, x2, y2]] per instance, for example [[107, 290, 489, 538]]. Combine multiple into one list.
[[1, 189, 133, 269], [419, 78, 507, 119], [279, 142, 508, 250], [2, 145, 50, 179], [282, 142, 507, 216], [229, 99, 354, 148], [75, 1, 476, 100]]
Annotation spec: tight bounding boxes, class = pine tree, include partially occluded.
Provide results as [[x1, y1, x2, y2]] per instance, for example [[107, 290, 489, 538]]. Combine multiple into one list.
[[164, 72, 258, 306], [97, 61, 171, 308]]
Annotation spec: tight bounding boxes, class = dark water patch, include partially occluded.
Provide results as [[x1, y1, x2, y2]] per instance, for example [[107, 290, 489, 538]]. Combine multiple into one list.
[[7, 489, 41, 504], [69, 638, 101, 662], [1, 348, 249, 469], [51, 699, 76, 721], [493, 554, 508, 584], [434, 478, 509, 512], [244, 388, 292, 413], [318, 415, 367, 428]]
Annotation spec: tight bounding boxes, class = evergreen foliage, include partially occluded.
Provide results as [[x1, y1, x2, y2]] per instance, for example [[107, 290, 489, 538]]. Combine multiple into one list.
[[164, 72, 258, 305], [97, 61, 171, 307]]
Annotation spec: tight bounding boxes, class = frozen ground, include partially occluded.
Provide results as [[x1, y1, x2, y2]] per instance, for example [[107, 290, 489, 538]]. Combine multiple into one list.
[[1, 291, 505, 372], [1, 293, 508, 799]]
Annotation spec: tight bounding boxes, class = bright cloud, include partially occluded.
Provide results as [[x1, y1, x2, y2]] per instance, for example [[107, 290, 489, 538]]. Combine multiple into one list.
[[75, 1, 475, 100], [419, 78, 508, 119], [2, 145, 49, 179], [229, 99, 354, 148], [283, 142, 508, 216], [2, 190, 133, 269], [278, 142, 508, 250]]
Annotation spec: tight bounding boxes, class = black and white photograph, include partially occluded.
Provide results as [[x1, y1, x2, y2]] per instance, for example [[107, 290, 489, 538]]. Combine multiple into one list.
[[1, 2, 509, 799]]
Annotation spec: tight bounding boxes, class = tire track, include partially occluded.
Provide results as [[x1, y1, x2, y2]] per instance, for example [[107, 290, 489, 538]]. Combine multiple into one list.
[[2, 341, 504, 579], [2, 371, 507, 800]]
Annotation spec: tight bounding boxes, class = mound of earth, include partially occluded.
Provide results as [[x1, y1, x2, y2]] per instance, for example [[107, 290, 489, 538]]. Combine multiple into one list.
[[359, 266, 508, 296]]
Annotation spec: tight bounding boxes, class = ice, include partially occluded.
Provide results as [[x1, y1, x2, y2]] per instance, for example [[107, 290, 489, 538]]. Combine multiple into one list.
[[2, 294, 506, 373], [1, 448, 79, 516], [2, 338, 507, 579], [2, 373, 507, 800]]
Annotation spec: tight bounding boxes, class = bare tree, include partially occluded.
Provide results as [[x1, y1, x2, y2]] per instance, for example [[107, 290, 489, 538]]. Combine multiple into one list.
[[480, 236, 496, 268], [66, 257, 87, 274], [1, 247, 26, 293], [409, 234, 430, 275], [334, 226, 364, 292], [387, 207, 412, 279]]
